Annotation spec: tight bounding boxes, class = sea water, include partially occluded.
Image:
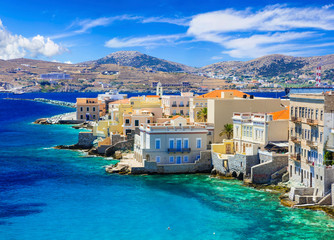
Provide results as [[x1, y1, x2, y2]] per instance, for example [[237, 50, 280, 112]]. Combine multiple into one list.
[[0, 95, 334, 240]]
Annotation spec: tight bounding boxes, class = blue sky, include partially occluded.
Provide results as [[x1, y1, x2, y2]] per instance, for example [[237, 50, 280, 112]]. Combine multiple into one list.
[[0, 0, 334, 66]]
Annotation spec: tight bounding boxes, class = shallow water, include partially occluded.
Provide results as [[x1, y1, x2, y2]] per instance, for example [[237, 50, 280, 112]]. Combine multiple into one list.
[[0, 96, 333, 240]]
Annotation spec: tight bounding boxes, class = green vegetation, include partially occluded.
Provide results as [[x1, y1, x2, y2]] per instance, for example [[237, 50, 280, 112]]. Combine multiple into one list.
[[324, 150, 334, 166], [197, 107, 207, 122], [219, 124, 233, 139]]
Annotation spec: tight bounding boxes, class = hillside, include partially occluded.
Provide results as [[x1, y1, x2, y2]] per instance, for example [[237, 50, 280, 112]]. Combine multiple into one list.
[[200, 54, 334, 78], [92, 51, 196, 73]]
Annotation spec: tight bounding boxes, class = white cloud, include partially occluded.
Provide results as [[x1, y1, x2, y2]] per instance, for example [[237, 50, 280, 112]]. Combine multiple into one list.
[[105, 34, 185, 48], [0, 20, 65, 60], [52, 15, 140, 39], [141, 17, 190, 26], [186, 5, 334, 58], [188, 5, 334, 36], [323, 4, 334, 9], [64, 60, 72, 64]]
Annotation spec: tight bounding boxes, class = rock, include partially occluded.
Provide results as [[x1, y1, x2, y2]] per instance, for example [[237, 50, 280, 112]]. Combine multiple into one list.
[[34, 118, 51, 125], [114, 151, 122, 159]]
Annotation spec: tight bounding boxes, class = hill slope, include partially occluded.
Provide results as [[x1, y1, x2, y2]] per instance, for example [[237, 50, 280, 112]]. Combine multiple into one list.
[[93, 51, 196, 73], [200, 54, 334, 78]]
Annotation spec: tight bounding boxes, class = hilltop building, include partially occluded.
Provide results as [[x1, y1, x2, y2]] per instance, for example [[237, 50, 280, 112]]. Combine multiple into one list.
[[40, 72, 71, 80]]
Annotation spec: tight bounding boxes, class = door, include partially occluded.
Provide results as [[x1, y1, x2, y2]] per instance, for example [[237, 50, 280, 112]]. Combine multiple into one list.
[[86, 113, 90, 121], [176, 156, 182, 164], [226, 144, 231, 154], [176, 139, 182, 151], [310, 172, 312, 187]]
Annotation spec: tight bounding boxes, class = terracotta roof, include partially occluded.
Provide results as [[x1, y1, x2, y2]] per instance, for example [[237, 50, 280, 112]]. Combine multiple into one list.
[[146, 95, 160, 98], [196, 90, 250, 98], [270, 107, 289, 120], [171, 115, 183, 120], [109, 98, 130, 104]]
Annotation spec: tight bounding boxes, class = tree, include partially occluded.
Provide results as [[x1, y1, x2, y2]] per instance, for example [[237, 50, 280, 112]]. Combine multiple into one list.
[[219, 124, 233, 139], [197, 107, 207, 122]]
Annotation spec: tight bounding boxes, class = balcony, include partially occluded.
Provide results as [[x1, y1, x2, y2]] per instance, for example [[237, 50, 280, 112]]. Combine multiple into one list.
[[291, 116, 301, 123], [186, 104, 189, 107], [171, 104, 177, 107], [290, 136, 301, 144], [290, 153, 301, 161], [168, 148, 191, 153], [306, 140, 317, 148], [307, 119, 318, 126], [179, 104, 184, 107]]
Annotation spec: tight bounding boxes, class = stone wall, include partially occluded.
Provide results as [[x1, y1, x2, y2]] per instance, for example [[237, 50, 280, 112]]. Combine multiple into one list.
[[251, 153, 288, 184], [77, 132, 96, 148], [227, 154, 259, 176], [105, 139, 134, 157], [212, 152, 228, 174], [131, 150, 212, 174]]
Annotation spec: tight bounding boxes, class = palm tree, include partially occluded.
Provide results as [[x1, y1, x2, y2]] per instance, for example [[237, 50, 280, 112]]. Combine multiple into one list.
[[197, 107, 207, 122], [219, 123, 233, 139]]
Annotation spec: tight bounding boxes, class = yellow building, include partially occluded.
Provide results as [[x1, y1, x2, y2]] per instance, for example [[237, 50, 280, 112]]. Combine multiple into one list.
[[93, 95, 162, 137]]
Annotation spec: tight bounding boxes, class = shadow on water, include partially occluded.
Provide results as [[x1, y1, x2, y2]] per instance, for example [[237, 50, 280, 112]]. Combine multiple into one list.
[[0, 202, 46, 224], [0, 170, 57, 190]]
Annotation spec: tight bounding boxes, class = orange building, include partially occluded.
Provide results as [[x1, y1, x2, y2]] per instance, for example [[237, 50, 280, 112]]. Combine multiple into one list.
[[76, 98, 106, 121]]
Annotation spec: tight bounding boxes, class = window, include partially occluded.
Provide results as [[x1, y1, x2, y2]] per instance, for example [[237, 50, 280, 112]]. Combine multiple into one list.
[[169, 139, 174, 149], [135, 120, 139, 126], [80, 115, 83, 119], [125, 119, 130, 124], [173, 110, 176, 115], [320, 133, 323, 143], [87, 107, 89, 111], [147, 119, 150, 124], [180, 110, 184, 115], [196, 155, 200, 160], [169, 156, 174, 163], [320, 110, 323, 121], [93, 115, 96, 119], [156, 156, 161, 163], [80, 107, 83, 111], [183, 138, 189, 148], [316, 109, 318, 119], [176, 156, 182, 164], [196, 138, 202, 149], [183, 156, 189, 162], [155, 139, 161, 149], [93, 107, 96, 112], [291, 108, 293, 116]]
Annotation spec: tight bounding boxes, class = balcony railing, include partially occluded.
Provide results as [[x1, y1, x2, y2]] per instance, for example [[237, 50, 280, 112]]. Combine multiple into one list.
[[290, 136, 301, 144], [307, 119, 318, 126], [171, 104, 177, 107], [306, 140, 317, 148], [186, 104, 189, 107], [291, 116, 301, 123], [168, 148, 191, 153], [179, 104, 184, 107], [290, 153, 301, 161]]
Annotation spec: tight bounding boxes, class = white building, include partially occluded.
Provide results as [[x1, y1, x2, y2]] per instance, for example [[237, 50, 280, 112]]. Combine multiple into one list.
[[134, 116, 213, 165]]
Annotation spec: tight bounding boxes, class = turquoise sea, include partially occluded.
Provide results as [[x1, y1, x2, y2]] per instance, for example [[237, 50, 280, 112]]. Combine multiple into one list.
[[1, 92, 334, 239]]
